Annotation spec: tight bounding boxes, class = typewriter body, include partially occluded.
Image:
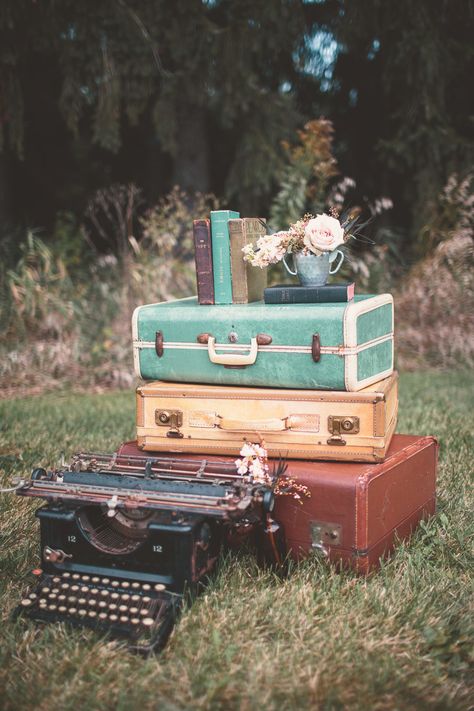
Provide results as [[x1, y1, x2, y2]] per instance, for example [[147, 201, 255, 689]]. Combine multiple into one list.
[[15, 450, 279, 653]]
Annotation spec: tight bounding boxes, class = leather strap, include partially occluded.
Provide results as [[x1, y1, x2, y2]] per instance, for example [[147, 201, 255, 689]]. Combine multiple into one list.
[[188, 411, 320, 432]]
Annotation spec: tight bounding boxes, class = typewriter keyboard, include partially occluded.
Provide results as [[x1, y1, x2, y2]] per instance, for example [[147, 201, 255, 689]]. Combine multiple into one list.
[[17, 570, 181, 654]]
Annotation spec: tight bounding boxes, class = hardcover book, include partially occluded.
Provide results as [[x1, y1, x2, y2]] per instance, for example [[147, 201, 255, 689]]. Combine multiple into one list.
[[210, 209, 240, 304], [228, 218, 267, 303], [193, 219, 214, 304], [264, 282, 355, 304]]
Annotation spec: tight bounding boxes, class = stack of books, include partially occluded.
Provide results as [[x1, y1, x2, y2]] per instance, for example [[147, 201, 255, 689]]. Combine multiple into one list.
[[193, 209, 355, 305]]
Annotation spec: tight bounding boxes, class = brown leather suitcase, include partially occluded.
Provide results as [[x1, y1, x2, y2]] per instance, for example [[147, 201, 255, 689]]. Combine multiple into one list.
[[135, 372, 398, 462], [116, 433, 437, 574], [273, 433, 438, 573]]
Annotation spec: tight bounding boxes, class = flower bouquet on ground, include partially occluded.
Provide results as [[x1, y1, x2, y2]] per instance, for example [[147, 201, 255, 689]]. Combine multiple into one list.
[[243, 210, 363, 287]]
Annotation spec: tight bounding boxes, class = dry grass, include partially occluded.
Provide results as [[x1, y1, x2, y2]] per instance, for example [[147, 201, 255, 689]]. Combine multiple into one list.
[[0, 371, 473, 710]]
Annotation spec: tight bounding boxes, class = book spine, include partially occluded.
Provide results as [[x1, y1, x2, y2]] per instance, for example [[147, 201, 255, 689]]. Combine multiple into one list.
[[264, 284, 353, 304], [193, 219, 214, 304], [211, 210, 239, 304], [229, 219, 248, 303]]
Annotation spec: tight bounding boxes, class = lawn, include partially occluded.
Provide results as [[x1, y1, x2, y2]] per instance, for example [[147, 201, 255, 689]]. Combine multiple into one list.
[[0, 371, 472, 711]]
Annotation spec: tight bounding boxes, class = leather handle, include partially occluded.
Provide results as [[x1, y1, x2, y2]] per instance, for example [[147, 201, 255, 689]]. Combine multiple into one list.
[[218, 416, 288, 432], [207, 337, 258, 366]]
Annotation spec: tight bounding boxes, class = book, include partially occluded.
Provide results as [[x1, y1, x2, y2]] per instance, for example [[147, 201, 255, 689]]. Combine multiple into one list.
[[193, 219, 214, 304], [228, 218, 268, 303], [264, 282, 355, 304], [210, 209, 240, 304]]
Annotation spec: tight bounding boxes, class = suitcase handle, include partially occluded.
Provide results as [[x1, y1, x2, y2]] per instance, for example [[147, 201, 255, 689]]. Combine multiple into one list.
[[207, 336, 258, 366], [218, 416, 287, 431]]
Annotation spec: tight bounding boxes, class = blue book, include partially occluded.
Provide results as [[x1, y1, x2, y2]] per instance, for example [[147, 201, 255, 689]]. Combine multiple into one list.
[[210, 209, 240, 304]]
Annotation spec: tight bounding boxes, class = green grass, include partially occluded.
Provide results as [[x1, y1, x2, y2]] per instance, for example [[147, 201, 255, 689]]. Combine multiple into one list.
[[0, 372, 472, 711]]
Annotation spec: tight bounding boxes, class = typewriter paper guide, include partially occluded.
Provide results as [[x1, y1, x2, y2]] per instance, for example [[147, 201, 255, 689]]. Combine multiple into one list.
[[132, 294, 394, 392]]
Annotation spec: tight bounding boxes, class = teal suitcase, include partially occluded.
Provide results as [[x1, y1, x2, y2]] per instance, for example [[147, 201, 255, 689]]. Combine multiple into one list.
[[132, 295, 394, 392]]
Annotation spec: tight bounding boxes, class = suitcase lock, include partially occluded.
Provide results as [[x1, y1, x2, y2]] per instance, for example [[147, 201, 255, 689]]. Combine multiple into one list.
[[155, 409, 184, 438], [311, 521, 342, 556], [327, 415, 360, 445]]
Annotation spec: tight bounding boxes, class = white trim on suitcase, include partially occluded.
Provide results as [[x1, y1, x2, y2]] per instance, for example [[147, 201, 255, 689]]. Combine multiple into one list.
[[343, 294, 394, 390], [132, 332, 393, 357], [131, 305, 142, 379]]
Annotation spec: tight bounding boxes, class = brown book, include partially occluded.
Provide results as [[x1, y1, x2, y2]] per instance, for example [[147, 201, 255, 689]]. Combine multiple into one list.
[[193, 219, 214, 304], [228, 218, 267, 303]]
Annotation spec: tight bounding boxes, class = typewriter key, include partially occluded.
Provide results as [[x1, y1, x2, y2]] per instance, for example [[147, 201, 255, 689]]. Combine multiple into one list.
[[98, 612, 107, 621], [139, 609, 149, 617], [70, 585, 80, 593], [48, 593, 58, 601], [88, 610, 97, 618], [102, 578, 110, 585], [98, 601, 107, 609], [142, 596, 151, 603], [51, 587, 60, 594], [78, 609, 87, 617], [48, 604, 57, 611], [121, 594, 130, 601], [110, 592, 119, 601], [100, 590, 109, 598], [39, 600, 47, 608], [131, 594, 140, 602], [61, 583, 70, 590], [119, 605, 128, 613], [154, 583, 165, 592], [119, 616, 129, 624], [58, 595, 66, 602], [88, 599, 97, 608], [78, 597, 87, 606], [41, 587, 50, 594], [52, 576, 61, 583], [122, 581, 130, 589], [129, 607, 138, 615], [109, 604, 117, 611], [81, 575, 91, 582], [91, 577, 100, 584], [68, 596, 78, 604], [72, 574, 80, 580], [69, 607, 77, 615], [109, 614, 118, 623], [62, 572, 71, 578], [130, 618, 140, 626], [28, 593, 38, 600], [90, 587, 99, 596], [142, 584, 151, 591], [142, 617, 154, 627], [131, 582, 140, 589], [58, 606, 67, 614], [20, 598, 33, 608], [111, 580, 120, 588]]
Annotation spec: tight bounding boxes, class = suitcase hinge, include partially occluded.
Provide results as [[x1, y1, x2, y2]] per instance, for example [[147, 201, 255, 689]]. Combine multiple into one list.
[[327, 415, 360, 445], [155, 409, 184, 438]]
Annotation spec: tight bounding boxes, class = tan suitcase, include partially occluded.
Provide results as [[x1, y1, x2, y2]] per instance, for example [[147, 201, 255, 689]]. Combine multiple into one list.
[[136, 372, 398, 462]]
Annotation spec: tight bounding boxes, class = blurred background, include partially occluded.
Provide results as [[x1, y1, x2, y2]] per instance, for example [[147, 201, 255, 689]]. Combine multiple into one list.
[[0, 0, 473, 395]]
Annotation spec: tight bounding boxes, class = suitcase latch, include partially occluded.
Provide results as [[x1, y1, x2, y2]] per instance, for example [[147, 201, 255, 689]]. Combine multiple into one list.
[[311, 521, 342, 555], [155, 409, 184, 438], [327, 415, 360, 445]]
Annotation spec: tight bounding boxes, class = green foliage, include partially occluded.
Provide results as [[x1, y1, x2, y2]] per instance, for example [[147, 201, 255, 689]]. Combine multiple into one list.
[[0, 371, 472, 709]]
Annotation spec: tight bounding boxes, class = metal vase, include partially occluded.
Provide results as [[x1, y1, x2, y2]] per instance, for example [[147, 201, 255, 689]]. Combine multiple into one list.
[[283, 250, 344, 287]]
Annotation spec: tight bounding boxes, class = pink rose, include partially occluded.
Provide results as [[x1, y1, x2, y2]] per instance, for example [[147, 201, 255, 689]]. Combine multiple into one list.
[[303, 214, 345, 255]]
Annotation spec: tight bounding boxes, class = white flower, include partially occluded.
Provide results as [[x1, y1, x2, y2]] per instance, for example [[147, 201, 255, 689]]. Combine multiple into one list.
[[234, 459, 249, 475], [303, 214, 345, 255], [240, 443, 256, 458]]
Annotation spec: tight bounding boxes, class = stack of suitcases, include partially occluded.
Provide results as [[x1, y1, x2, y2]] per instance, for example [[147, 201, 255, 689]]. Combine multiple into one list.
[[129, 211, 438, 574]]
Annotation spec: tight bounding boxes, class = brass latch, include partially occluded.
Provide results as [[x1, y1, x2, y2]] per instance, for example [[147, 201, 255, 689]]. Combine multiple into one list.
[[155, 409, 184, 438], [310, 521, 342, 556], [327, 415, 360, 445]]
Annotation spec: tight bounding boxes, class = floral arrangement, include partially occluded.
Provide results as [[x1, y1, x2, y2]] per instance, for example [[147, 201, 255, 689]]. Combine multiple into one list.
[[242, 210, 361, 269], [235, 442, 310, 503]]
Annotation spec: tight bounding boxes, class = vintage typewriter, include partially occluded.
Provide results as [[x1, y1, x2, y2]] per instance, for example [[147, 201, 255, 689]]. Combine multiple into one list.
[[14, 449, 281, 654]]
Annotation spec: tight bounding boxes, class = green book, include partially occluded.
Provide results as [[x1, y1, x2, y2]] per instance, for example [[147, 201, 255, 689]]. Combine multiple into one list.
[[210, 209, 240, 304]]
